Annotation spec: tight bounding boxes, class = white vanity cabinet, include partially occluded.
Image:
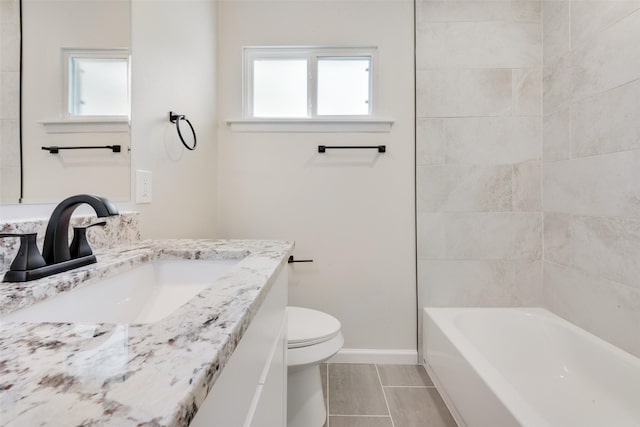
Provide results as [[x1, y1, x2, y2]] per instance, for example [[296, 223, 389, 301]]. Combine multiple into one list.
[[190, 269, 288, 427]]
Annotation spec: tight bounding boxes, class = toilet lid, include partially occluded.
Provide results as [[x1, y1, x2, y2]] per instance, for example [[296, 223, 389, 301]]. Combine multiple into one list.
[[287, 306, 341, 349]]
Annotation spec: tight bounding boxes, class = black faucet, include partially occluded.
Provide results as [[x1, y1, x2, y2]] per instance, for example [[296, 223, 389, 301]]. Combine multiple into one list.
[[42, 195, 118, 264], [1, 195, 119, 282]]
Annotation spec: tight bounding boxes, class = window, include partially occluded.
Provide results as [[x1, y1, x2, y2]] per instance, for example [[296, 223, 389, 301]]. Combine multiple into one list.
[[63, 48, 130, 118], [317, 58, 371, 116], [244, 47, 375, 119], [253, 58, 308, 118]]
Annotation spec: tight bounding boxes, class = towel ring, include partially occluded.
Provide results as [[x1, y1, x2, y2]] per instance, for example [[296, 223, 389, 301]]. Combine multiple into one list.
[[169, 111, 197, 151]]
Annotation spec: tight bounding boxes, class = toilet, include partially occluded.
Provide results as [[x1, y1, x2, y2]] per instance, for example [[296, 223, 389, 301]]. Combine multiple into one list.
[[287, 306, 344, 427]]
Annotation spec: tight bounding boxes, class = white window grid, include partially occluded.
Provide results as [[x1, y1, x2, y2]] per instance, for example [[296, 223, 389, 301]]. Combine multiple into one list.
[[243, 46, 377, 119]]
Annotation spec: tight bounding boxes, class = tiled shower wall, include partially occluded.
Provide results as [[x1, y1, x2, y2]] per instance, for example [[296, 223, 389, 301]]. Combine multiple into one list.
[[0, 0, 21, 204], [542, 1, 640, 357], [416, 1, 544, 309], [417, 0, 640, 357]]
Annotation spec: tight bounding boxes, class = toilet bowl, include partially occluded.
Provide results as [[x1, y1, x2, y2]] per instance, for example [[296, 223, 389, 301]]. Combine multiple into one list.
[[287, 306, 343, 427]]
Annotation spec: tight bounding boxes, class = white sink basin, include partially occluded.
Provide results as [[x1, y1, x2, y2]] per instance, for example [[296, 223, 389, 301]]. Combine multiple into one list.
[[1, 259, 240, 324]]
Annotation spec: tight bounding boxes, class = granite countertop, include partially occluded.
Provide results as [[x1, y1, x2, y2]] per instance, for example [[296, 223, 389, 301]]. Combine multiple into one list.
[[0, 239, 293, 426]]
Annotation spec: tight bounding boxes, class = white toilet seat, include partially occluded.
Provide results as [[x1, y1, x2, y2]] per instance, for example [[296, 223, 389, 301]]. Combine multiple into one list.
[[287, 306, 343, 368], [287, 306, 341, 349]]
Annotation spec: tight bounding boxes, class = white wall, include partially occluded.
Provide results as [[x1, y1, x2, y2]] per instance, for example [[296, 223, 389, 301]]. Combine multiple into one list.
[[21, 0, 131, 203], [217, 0, 416, 352], [131, 0, 218, 239]]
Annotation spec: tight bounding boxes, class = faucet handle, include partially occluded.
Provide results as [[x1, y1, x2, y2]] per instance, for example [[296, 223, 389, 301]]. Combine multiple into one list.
[[0, 233, 47, 271], [69, 221, 107, 259]]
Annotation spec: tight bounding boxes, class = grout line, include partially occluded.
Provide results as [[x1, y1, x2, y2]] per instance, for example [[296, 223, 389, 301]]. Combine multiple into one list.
[[375, 364, 397, 427]]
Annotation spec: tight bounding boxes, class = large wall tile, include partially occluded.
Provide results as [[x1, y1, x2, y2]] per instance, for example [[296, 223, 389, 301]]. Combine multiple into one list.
[[543, 212, 571, 266], [0, 166, 20, 204], [419, 22, 541, 69], [544, 150, 640, 217], [417, 213, 445, 260], [512, 1, 543, 22], [513, 161, 541, 211], [0, 72, 19, 120], [0, 23, 20, 72], [0, 0, 19, 24], [416, 118, 446, 165], [572, 10, 640, 101], [543, 53, 572, 114], [417, 69, 512, 117], [544, 262, 640, 357], [571, 79, 640, 157], [542, 0, 640, 359], [571, 0, 640, 48], [420, 259, 542, 307], [416, 0, 543, 311], [1, 119, 19, 168], [416, 165, 512, 213], [417, 1, 541, 24], [445, 213, 542, 260], [445, 117, 541, 165], [0, 0, 20, 203], [543, 1, 571, 67], [543, 107, 571, 162], [513, 68, 542, 116], [416, 23, 447, 70], [572, 216, 640, 290]]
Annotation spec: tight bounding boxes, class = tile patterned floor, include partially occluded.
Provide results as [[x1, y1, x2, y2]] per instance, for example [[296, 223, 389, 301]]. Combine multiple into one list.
[[320, 363, 457, 427]]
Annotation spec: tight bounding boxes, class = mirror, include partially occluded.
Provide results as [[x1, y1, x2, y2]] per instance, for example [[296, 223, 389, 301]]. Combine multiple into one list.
[[0, 0, 131, 205]]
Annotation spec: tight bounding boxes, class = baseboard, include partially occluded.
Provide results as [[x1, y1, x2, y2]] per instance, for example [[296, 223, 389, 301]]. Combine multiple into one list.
[[328, 348, 418, 365]]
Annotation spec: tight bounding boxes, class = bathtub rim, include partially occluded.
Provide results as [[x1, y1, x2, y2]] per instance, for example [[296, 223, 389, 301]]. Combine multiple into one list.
[[427, 306, 640, 371], [423, 307, 640, 427]]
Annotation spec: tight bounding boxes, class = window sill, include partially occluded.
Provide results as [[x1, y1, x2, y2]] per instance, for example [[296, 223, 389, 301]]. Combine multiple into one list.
[[41, 118, 130, 134], [226, 118, 394, 133]]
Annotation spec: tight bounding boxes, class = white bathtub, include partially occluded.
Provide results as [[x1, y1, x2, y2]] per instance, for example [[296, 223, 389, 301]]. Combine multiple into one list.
[[423, 308, 640, 427]]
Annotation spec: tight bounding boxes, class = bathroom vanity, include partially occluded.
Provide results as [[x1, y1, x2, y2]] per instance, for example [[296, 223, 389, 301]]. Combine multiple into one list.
[[0, 237, 292, 426]]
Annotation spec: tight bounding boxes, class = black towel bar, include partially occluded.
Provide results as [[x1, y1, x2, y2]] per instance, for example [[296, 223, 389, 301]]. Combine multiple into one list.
[[42, 145, 121, 154], [288, 255, 313, 264], [318, 145, 385, 153]]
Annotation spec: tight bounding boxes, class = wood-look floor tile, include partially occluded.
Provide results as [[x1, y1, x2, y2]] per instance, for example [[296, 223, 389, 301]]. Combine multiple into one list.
[[328, 364, 389, 415], [377, 364, 434, 387], [385, 387, 457, 427], [329, 416, 394, 427]]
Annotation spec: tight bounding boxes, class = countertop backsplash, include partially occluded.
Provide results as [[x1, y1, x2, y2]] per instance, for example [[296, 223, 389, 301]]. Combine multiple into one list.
[[0, 212, 141, 272]]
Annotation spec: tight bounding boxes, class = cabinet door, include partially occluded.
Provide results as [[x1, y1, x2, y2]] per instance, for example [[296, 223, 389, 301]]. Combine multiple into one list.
[[245, 318, 287, 427], [190, 270, 287, 427]]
